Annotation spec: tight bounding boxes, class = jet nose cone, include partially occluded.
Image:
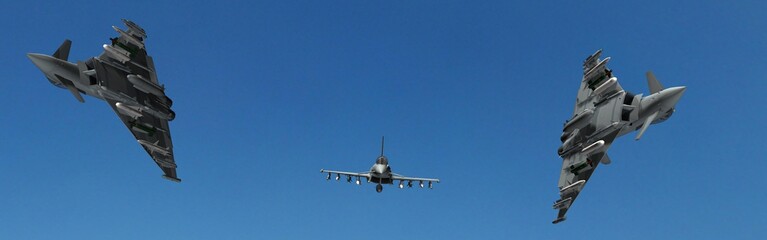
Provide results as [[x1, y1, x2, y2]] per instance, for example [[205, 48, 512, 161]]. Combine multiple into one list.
[[668, 86, 686, 95], [27, 53, 52, 70], [664, 86, 686, 106]]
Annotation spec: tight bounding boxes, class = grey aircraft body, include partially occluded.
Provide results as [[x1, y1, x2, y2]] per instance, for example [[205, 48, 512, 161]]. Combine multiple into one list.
[[552, 50, 686, 224], [321, 137, 440, 192], [27, 19, 179, 182]]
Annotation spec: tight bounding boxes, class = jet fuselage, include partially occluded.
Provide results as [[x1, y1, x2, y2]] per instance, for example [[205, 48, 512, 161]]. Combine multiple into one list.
[[27, 53, 105, 100], [615, 86, 686, 137], [27, 52, 174, 121], [368, 156, 393, 184], [559, 83, 686, 156]]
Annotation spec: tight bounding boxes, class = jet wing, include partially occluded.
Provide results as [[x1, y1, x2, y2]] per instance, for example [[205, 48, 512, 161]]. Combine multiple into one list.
[[106, 99, 179, 182], [89, 20, 178, 181], [391, 174, 440, 183], [552, 131, 619, 224], [572, 49, 624, 116], [320, 169, 371, 179]]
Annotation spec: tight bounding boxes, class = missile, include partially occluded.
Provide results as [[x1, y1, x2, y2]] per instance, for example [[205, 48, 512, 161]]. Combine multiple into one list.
[[129, 121, 166, 136], [102, 44, 130, 63], [584, 57, 610, 83], [115, 102, 143, 119], [559, 180, 586, 196], [563, 109, 593, 132], [581, 140, 605, 156], [154, 157, 177, 169], [112, 26, 145, 49], [127, 74, 165, 96], [591, 77, 617, 96], [553, 197, 573, 210], [583, 49, 602, 70], [137, 139, 172, 156], [122, 19, 147, 39]]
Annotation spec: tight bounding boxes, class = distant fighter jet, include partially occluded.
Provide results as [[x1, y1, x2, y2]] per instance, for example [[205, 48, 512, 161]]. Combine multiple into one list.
[[27, 19, 180, 182], [552, 50, 686, 224], [321, 137, 440, 193]]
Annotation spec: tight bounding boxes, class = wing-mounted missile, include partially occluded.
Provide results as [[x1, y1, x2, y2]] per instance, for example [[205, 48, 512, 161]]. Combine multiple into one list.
[[102, 44, 131, 63], [581, 140, 605, 156], [563, 109, 593, 133], [137, 105, 175, 121], [127, 74, 165, 96], [559, 180, 586, 196], [583, 49, 602, 72], [129, 120, 166, 136], [153, 156, 177, 169], [112, 26, 145, 49], [115, 102, 143, 119], [583, 57, 610, 90], [553, 197, 573, 210], [122, 19, 147, 39], [567, 160, 593, 175], [137, 139, 172, 157], [591, 77, 617, 97]]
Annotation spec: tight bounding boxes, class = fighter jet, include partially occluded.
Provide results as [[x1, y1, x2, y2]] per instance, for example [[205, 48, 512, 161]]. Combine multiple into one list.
[[27, 19, 180, 182], [320, 137, 440, 193], [552, 50, 686, 224]]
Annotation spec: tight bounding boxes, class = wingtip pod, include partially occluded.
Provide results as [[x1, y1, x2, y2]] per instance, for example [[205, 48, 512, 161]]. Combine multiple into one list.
[[162, 175, 181, 183]]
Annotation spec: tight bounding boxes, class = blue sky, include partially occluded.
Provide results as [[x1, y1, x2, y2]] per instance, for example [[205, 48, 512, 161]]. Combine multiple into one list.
[[1, 1, 765, 239]]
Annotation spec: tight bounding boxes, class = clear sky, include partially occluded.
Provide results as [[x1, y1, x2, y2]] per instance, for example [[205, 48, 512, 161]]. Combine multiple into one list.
[[1, 1, 765, 239]]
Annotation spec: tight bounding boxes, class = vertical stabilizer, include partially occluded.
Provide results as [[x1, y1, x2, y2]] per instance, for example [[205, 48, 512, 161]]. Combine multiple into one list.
[[380, 136, 385, 156], [53, 39, 72, 61], [646, 71, 664, 94]]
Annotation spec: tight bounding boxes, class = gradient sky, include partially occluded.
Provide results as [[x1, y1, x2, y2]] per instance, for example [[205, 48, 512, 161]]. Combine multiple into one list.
[[1, 1, 766, 239]]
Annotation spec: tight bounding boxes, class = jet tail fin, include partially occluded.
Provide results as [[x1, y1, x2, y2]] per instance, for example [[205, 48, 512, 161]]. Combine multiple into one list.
[[646, 71, 664, 94], [52, 39, 72, 61], [380, 136, 385, 156]]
